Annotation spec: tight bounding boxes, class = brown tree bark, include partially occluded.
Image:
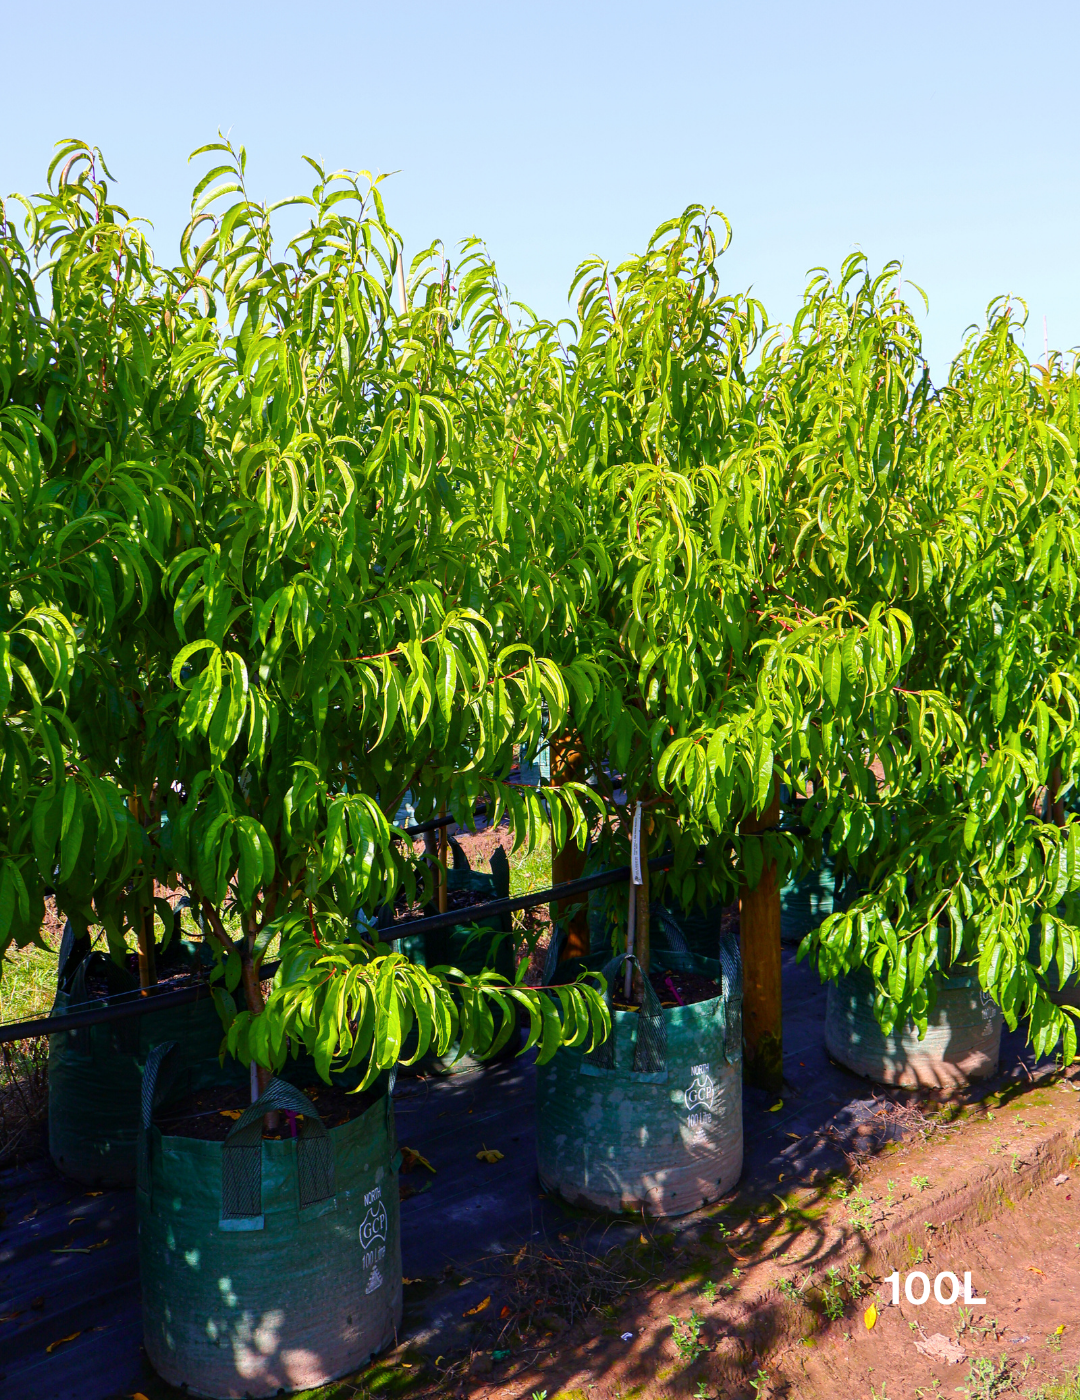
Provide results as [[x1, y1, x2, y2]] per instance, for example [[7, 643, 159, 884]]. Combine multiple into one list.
[[738, 780, 783, 1093], [550, 733, 590, 963]]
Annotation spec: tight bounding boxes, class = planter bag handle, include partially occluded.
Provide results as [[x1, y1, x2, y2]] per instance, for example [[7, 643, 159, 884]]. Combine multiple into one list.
[[138, 1039, 184, 1201], [62, 953, 96, 1058], [652, 905, 693, 961], [585, 954, 666, 1076], [542, 927, 564, 985], [220, 1077, 335, 1229], [718, 921, 743, 1066], [55, 919, 78, 992]]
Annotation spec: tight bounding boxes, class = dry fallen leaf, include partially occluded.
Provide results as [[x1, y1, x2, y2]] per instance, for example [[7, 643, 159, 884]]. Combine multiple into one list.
[[84, 1191, 103, 1198], [50, 1238, 110, 1255], [1055, 1325, 1066, 1335], [401, 1146, 436, 1173], [0, 1312, 23, 1322], [512, 1244, 527, 1265], [769, 1100, 784, 1112], [864, 1303, 878, 1330], [914, 1332, 965, 1364], [46, 1332, 82, 1353], [1028, 1266, 1046, 1276], [464, 1296, 491, 1317], [476, 1145, 504, 1164], [219, 1109, 243, 1120], [499, 1305, 512, 1318]]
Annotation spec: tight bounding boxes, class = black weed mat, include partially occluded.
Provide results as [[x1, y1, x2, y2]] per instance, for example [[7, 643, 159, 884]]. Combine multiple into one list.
[[0, 949, 1051, 1400]]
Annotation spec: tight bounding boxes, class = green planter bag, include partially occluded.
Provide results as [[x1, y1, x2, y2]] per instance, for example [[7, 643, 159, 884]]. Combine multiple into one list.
[[48, 923, 236, 1187], [825, 964, 1003, 1089], [536, 924, 743, 1217], [138, 1042, 402, 1399], [780, 863, 839, 945]]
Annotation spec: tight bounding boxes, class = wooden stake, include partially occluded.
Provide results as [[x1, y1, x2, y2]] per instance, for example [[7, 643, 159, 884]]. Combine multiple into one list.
[[624, 884, 636, 1001], [438, 814, 448, 915], [738, 781, 783, 1093], [550, 734, 590, 962], [129, 792, 157, 990], [137, 903, 157, 991]]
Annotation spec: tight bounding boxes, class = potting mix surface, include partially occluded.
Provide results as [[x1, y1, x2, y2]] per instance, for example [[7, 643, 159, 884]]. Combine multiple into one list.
[[610, 967, 721, 1011], [0, 946, 1056, 1400], [158, 1080, 385, 1141]]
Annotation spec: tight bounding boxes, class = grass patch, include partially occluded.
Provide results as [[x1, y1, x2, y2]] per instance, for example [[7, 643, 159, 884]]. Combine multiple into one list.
[[0, 919, 64, 1024], [1029, 1366, 1080, 1400]]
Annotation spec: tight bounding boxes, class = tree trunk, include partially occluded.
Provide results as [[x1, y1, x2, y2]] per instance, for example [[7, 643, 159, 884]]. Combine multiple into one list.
[[633, 825, 651, 1001], [550, 733, 590, 962], [240, 952, 279, 1126], [739, 781, 783, 1093], [438, 815, 449, 914], [129, 792, 157, 989], [137, 901, 157, 990]]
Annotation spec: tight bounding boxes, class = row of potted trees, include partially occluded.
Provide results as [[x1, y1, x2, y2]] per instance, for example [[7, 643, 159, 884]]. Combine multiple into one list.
[[1, 140, 1078, 1395]]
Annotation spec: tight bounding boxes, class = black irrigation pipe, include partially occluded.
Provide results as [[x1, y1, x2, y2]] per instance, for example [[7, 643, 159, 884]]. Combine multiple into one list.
[[0, 844, 673, 1046], [384, 851, 679, 941], [0, 961, 280, 1047]]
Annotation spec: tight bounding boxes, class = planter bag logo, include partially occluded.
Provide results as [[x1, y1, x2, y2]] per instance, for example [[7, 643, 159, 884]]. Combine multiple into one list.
[[359, 1188, 388, 1250], [360, 1186, 388, 1287], [684, 1063, 716, 1133]]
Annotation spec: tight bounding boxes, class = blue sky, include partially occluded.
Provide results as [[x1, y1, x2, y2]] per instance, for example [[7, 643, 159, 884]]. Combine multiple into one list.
[[4, 0, 1077, 380]]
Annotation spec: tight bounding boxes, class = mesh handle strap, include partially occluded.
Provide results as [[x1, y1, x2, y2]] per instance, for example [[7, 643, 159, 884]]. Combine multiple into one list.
[[542, 928, 565, 985], [718, 924, 743, 1064], [138, 1040, 182, 1199], [585, 954, 667, 1075], [64, 954, 96, 1057], [221, 1077, 335, 1221], [654, 904, 693, 958], [55, 920, 76, 992]]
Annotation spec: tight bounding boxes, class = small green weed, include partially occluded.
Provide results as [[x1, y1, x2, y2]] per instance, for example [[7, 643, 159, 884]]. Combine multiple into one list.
[[700, 1279, 717, 1304], [847, 1261, 868, 1300], [821, 1267, 845, 1321], [836, 1184, 875, 1231], [777, 1273, 812, 1305], [1028, 1365, 1080, 1400], [911, 1174, 930, 1192], [956, 1354, 1011, 1400], [668, 1310, 709, 1363]]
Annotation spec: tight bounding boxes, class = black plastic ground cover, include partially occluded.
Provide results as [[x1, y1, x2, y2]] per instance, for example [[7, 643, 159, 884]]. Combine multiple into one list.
[[0, 950, 1050, 1400]]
